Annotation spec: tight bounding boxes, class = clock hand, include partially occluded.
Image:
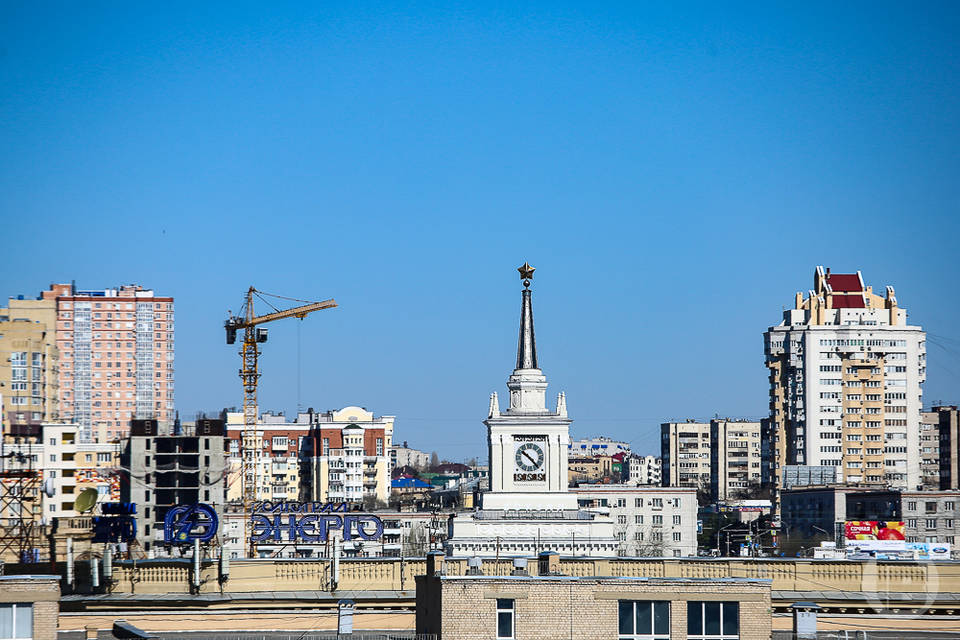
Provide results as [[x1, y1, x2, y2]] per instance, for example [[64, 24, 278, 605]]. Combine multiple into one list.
[[522, 450, 537, 465]]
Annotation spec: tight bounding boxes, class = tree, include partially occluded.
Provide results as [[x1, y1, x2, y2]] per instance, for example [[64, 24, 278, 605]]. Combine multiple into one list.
[[362, 495, 388, 511], [430, 451, 440, 469]]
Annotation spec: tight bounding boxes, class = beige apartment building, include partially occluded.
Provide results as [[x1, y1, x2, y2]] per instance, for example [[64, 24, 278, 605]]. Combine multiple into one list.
[[0, 293, 59, 427], [710, 419, 763, 501], [765, 267, 925, 492], [660, 421, 711, 492]]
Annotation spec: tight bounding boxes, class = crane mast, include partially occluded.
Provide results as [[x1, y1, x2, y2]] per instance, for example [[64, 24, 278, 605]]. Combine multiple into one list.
[[226, 287, 337, 556]]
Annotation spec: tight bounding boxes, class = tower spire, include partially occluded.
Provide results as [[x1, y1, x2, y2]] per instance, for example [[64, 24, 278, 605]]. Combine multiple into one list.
[[516, 262, 538, 371]]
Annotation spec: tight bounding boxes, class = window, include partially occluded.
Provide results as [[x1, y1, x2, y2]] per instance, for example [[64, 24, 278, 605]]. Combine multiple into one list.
[[618, 600, 669, 640], [688, 601, 739, 640], [0, 603, 32, 638], [496, 598, 514, 639], [673, 515, 682, 525]]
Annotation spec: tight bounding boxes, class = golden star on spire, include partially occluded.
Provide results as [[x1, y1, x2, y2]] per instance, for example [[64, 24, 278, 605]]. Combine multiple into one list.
[[518, 262, 535, 281]]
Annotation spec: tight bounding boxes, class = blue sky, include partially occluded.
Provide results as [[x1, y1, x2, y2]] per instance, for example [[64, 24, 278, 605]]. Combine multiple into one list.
[[2, 2, 958, 459]]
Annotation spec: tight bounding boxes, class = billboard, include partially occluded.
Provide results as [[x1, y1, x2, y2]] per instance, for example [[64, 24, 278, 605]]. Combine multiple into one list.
[[844, 521, 905, 551], [906, 542, 952, 560]]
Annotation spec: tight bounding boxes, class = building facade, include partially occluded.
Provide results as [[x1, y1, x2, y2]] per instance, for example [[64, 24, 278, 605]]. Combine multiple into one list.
[[624, 454, 662, 485], [416, 569, 772, 640], [0, 293, 59, 429], [921, 409, 942, 490], [660, 421, 711, 492], [299, 406, 393, 506], [573, 486, 698, 557], [49, 283, 175, 443], [225, 412, 310, 504], [568, 436, 630, 458], [764, 267, 926, 492], [391, 441, 430, 469], [121, 419, 227, 553], [934, 406, 960, 490], [710, 420, 763, 501]]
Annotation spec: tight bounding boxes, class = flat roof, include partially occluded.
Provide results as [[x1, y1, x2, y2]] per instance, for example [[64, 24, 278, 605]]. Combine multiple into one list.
[[437, 575, 770, 585]]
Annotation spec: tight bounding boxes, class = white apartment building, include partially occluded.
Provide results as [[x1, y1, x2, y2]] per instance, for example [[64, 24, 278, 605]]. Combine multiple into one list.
[[765, 267, 926, 491], [624, 454, 662, 485], [391, 441, 430, 469], [573, 486, 698, 557]]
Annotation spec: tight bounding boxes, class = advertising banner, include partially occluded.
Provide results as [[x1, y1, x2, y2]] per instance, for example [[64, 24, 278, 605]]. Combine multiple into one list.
[[906, 542, 952, 560], [844, 521, 906, 551]]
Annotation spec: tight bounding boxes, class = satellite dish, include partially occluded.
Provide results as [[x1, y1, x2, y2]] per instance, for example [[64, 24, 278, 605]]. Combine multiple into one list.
[[41, 478, 56, 498], [75, 488, 99, 513]]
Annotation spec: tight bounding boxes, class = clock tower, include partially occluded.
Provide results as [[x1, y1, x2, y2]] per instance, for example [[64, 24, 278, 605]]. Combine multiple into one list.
[[482, 263, 578, 511]]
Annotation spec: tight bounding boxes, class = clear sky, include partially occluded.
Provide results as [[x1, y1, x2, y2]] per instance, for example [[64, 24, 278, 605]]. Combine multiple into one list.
[[2, 2, 958, 460]]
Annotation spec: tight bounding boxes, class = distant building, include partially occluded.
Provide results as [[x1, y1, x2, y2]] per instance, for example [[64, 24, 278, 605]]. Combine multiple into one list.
[[42, 283, 176, 443], [0, 575, 60, 640], [568, 436, 630, 457], [779, 484, 901, 541], [224, 411, 310, 504], [624, 454, 661, 485], [121, 418, 227, 554], [567, 455, 615, 484], [901, 490, 960, 545], [710, 420, 763, 501], [573, 485, 698, 557], [299, 406, 394, 506], [0, 292, 59, 428], [391, 441, 430, 469], [921, 409, 942, 490], [765, 267, 926, 492], [660, 421, 711, 491], [934, 406, 960, 490]]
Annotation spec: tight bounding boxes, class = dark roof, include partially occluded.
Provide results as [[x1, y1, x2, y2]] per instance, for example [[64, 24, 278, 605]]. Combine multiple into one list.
[[831, 294, 866, 309], [826, 273, 862, 292]]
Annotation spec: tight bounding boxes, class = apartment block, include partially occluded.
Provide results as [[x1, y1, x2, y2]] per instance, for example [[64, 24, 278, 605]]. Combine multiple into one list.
[[568, 436, 630, 457], [921, 409, 942, 490], [934, 406, 960, 490], [624, 454, 662, 485], [47, 283, 175, 443], [0, 292, 59, 427], [660, 421, 711, 491], [224, 411, 310, 504], [121, 418, 227, 553], [573, 485, 698, 557], [710, 420, 763, 501], [300, 406, 394, 506], [764, 267, 925, 492], [0, 422, 120, 529], [391, 441, 430, 469], [902, 490, 960, 545]]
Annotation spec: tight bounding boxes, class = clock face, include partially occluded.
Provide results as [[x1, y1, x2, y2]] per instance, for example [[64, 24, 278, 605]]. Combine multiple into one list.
[[515, 442, 545, 472]]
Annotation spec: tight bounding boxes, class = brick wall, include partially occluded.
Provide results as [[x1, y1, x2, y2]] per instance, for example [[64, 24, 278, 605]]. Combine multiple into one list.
[[0, 577, 60, 640], [417, 575, 771, 640]]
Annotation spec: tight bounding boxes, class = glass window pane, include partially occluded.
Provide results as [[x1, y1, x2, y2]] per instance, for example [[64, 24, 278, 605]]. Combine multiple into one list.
[[635, 601, 652, 635], [14, 604, 32, 639], [687, 601, 702, 636], [497, 611, 512, 638], [705, 602, 722, 635], [723, 601, 739, 636], [0, 605, 13, 638], [654, 601, 670, 636], [496, 598, 513, 610], [618, 601, 633, 635]]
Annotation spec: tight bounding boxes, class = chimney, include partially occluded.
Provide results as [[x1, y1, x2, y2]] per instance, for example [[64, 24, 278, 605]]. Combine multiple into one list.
[[426, 550, 445, 576]]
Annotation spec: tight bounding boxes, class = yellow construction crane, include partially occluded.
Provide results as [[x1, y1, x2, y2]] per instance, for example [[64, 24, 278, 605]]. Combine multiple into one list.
[[225, 287, 337, 555]]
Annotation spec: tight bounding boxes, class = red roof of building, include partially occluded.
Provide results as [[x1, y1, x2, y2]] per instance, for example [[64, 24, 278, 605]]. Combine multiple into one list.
[[831, 294, 866, 308], [826, 273, 862, 292]]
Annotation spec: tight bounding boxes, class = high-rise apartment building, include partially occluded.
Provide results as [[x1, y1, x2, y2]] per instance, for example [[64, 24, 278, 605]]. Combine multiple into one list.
[[0, 292, 59, 428], [49, 284, 174, 443], [764, 267, 925, 491], [920, 409, 942, 490], [660, 421, 711, 491], [933, 406, 960, 490], [710, 420, 763, 501]]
